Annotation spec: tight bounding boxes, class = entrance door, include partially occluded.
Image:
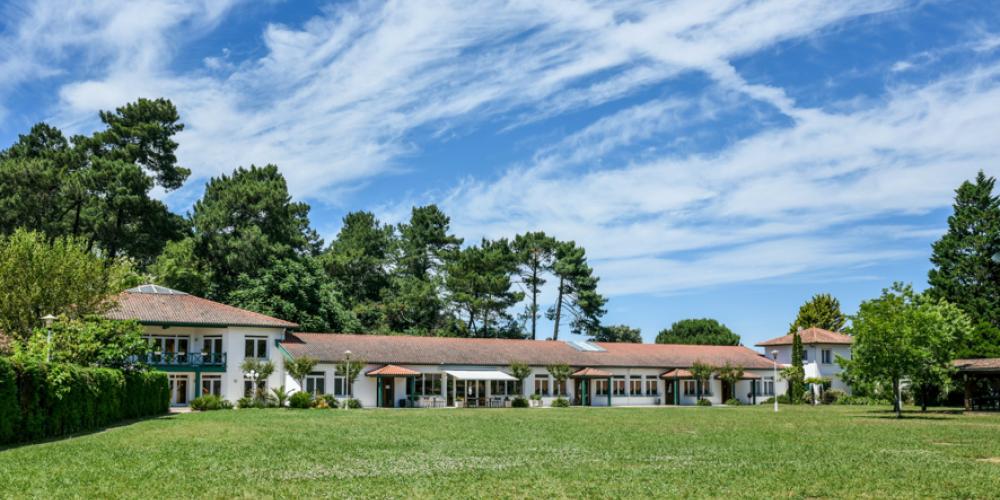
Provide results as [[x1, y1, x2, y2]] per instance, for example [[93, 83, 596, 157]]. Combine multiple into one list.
[[721, 380, 732, 402], [169, 375, 189, 406], [664, 379, 675, 405], [381, 378, 395, 408]]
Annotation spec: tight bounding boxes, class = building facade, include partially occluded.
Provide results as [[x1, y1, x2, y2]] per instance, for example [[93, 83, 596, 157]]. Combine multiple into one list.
[[756, 327, 854, 397], [109, 285, 789, 407]]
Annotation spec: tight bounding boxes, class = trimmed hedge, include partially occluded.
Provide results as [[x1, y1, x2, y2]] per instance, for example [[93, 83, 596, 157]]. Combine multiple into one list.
[[0, 358, 168, 445]]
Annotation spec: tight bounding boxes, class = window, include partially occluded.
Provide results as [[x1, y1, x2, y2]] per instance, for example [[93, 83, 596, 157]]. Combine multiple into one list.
[[629, 376, 643, 396], [244, 336, 267, 359], [490, 380, 517, 396], [408, 374, 442, 396], [762, 377, 775, 396], [553, 378, 567, 396], [700, 379, 713, 396], [595, 379, 608, 396], [144, 335, 190, 363], [332, 373, 347, 397], [821, 349, 832, 364], [802, 349, 809, 362], [305, 372, 326, 396], [645, 378, 658, 396], [201, 375, 222, 396], [613, 376, 626, 396], [243, 379, 266, 398], [202, 336, 223, 364], [534, 374, 550, 396], [683, 380, 698, 396]]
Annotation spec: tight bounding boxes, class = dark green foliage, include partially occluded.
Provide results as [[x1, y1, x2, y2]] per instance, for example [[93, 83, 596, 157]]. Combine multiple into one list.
[[548, 241, 606, 340], [0, 360, 167, 445], [512, 232, 557, 340], [789, 293, 846, 333], [0, 99, 188, 265], [833, 395, 893, 406], [511, 396, 529, 408], [787, 330, 805, 403], [0, 358, 19, 443], [446, 238, 525, 338], [289, 391, 313, 409], [928, 171, 1000, 358], [593, 324, 642, 343], [551, 397, 570, 407], [346, 398, 362, 409], [228, 257, 358, 332], [764, 395, 791, 404], [690, 361, 715, 400], [323, 211, 395, 315], [237, 397, 255, 409], [724, 398, 741, 406], [318, 394, 339, 409], [823, 389, 846, 404], [122, 370, 170, 419], [655, 319, 740, 345], [696, 398, 712, 406]]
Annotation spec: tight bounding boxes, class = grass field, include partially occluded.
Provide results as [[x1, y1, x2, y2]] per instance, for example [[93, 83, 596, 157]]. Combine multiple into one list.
[[2, 405, 1000, 498]]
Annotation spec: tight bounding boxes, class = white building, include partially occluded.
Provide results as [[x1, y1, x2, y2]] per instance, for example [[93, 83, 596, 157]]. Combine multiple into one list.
[[109, 285, 788, 407], [756, 327, 854, 397]]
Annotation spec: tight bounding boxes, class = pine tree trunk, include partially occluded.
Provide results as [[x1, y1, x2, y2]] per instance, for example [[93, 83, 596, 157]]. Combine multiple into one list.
[[553, 276, 564, 341], [530, 264, 538, 340]]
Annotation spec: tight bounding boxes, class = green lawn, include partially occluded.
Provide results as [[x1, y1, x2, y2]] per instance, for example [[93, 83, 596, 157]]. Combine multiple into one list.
[[2, 406, 1000, 498]]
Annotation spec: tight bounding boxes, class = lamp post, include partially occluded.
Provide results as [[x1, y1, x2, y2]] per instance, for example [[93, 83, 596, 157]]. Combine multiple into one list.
[[771, 350, 779, 413], [41, 314, 56, 362]]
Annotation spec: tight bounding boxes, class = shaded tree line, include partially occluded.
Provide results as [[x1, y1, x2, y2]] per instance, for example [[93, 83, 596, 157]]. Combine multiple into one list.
[[0, 98, 607, 340]]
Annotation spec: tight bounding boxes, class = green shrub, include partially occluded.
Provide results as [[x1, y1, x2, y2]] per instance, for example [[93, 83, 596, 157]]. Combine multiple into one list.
[[763, 395, 791, 405], [289, 391, 313, 409], [318, 394, 339, 409], [345, 398, 362, 409], [835, 395, 892, 406], [529, 394, 541, 401], [511, 396, 529, 408], [724, 398, 741, 406], [237, 397, 255, 409], [0, 361, 167, 445], [696, 398, 712, 406], [823, 389, 846, 404], [551, 397, 569, 408], [0, 358, 19, 444], [191, 395, 226, 411]]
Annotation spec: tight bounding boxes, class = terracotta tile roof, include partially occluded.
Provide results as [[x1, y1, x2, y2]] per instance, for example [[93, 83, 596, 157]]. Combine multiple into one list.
[[571, 367, 613, 378], [661, 369, 693, 378], [280, 333, 776, 369], [954, 358, 1000, 372], [366, 365, 421, 376], [105, 285, 298, 329], [756, 327, 853, 347], [739, 372, 762, 379]]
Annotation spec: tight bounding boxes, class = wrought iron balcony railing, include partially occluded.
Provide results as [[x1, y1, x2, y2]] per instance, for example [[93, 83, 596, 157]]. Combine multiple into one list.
[[145, 352, 227, 367]]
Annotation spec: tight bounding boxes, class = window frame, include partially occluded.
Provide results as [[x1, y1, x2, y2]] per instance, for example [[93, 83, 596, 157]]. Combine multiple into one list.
[[821, 349, 832, 364], [244, 336, 268, 360], [305, 372, 326, 396]]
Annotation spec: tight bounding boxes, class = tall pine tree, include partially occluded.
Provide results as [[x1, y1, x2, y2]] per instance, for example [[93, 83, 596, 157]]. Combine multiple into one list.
[[548, 241, 606, 340], [512, 231, 557, 340], [789, 293, 847, 333], [927, 171, 1000, 358]]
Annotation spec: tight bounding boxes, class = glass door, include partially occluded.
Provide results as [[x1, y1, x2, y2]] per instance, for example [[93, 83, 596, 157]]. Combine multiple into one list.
[[169, 375, 190, 406], [202, 336, 223, 365]]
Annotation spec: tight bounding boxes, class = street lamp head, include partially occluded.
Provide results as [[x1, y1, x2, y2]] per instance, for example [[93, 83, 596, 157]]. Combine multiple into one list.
[[771, 350, 779, 360], [41, 314, 57, 328]]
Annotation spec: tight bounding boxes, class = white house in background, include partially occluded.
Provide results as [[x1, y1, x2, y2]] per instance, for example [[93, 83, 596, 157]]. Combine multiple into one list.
[[106, 285, 297, 406], [108, 285, 789, 407], [756, 327, 853, 396]]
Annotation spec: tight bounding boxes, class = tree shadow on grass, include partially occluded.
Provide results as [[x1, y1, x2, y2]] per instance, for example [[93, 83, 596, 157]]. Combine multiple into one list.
[[0, 413, 177, 452], [848, 409, 963, 421]]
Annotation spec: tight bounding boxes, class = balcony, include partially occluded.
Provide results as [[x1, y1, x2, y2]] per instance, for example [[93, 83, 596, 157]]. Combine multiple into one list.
[[145, 352, 227, 372]]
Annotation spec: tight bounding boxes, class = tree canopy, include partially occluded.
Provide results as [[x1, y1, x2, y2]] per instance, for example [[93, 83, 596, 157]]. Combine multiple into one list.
[[593, 324, 642, 343], [841, 283, 971, 417], [655, 319, 740, 345], [927, 171, 1000, 358], [789, 293, 846, 333]]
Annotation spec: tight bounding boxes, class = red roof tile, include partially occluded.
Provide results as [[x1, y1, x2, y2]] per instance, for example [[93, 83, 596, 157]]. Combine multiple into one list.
[[366, 365, 421, 376], [280, 333, 776, 369], [660, 369, 693, 378], [756, 327, 853, 347], [105, 285, 298, 329], [954, 358, 1000, 372], [571, 367, 613, 378]]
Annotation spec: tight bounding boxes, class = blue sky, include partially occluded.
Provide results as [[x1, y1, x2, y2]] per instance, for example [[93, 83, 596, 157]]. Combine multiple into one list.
[[2, 1, 999, 347]]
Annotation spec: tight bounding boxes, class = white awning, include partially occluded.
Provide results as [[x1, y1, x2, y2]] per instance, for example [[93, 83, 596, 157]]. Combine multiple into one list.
[[445, 370, 517, 381]]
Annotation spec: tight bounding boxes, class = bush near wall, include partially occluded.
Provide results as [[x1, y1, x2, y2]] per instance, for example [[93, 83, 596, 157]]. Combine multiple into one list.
[[0, 358, 169, 445]]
